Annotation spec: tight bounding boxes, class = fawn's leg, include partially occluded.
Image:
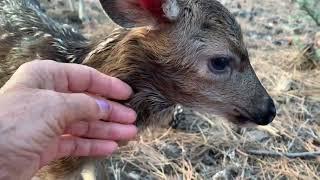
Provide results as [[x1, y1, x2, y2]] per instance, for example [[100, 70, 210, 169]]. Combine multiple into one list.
[[171, 105, 186, 129]]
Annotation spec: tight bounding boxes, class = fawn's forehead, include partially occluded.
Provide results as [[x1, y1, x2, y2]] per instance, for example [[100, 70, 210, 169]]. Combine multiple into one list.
[[179, 0, 247, 59]]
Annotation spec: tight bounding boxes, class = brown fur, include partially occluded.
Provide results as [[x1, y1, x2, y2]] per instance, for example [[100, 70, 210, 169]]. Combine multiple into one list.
[[0, 0, 276, 179]]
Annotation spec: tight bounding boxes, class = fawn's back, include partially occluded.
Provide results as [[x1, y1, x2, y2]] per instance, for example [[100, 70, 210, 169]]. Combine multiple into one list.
[[0, 0, 91, 85]]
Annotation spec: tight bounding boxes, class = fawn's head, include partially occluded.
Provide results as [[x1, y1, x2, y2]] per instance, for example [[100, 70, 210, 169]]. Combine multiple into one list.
[[98, 0, 276, 126]]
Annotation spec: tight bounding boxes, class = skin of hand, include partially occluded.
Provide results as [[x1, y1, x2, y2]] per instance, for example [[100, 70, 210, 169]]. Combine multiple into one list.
[[0, 60, 137, 180]]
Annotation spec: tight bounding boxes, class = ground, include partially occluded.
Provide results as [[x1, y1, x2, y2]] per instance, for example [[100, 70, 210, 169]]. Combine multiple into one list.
[[38, 0, 320, 179]]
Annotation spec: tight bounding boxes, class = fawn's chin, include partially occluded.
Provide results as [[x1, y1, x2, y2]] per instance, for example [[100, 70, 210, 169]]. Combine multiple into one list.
[[226, 114, 258, 128]]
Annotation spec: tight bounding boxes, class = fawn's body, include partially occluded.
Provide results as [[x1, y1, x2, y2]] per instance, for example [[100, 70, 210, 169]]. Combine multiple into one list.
[[0, 0, 277, 179]]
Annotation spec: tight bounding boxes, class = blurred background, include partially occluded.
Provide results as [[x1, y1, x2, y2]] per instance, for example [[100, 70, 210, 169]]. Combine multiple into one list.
[[38, 0, 319, 179]]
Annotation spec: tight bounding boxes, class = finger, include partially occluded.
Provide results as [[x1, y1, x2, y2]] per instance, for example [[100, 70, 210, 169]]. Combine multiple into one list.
[[56, 135, 118, 159], [13, 60, 133, 100], [58, 93, 136, 124], [62, 63, 132, 100], [65, 121, 137, 140], [58, 93, 111, 125], [107, 101, 137, 124]]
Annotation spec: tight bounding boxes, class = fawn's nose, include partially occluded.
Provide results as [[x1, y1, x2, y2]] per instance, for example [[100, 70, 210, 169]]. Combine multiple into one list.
[[254, 98, 276, 125]]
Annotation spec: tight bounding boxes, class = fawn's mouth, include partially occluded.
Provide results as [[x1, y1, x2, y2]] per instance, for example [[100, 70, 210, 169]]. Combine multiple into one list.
[[226, 107, 256, 126]]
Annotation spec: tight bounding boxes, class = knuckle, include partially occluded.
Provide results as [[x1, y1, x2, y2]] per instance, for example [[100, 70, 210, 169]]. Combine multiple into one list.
[[50, 92, 78, 123], [70, 138, 80, 155], [66, 93, 100, 120], [105, 124, 120, 139], [42, 91, 101, 123], [52, 92, 69, 108], [109, 76, 116, 89], [89, 141, 98, 155], [17, 60, 56, 77], [18, 61, 36, 73], [85, 122, 93, 136], [19, 60, 44, 69], [104, 124, 113, 138], [86, 96, 101, 117], [42, 91, 71, 129]]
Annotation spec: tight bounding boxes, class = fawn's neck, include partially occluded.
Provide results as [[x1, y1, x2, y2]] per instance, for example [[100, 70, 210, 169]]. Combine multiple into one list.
[[83, 27, 177, 129]]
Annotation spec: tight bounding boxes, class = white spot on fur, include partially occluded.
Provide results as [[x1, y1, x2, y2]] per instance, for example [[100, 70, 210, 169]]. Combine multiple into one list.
[[0, 33, 9, 40], [19, 27, 29, 31], [43, 33, 52, 38], [33, 31, 43, 37], [163, 0, 180, 20]]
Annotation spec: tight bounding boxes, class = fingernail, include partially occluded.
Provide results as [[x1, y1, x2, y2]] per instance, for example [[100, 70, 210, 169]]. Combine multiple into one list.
[[96, 99, 110, 114]]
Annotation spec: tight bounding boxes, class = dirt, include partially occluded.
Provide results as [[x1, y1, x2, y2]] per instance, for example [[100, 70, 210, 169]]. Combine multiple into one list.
[[36, 0, 320, 179]]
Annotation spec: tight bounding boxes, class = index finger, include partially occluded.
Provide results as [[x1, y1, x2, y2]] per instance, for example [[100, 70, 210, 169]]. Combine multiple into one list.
[[16, 60, 133, 100], [64, 63, 132, 100]]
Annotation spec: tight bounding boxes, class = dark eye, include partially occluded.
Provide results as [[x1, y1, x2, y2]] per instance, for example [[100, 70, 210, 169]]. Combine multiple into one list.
[[208, 56, 231, 73]]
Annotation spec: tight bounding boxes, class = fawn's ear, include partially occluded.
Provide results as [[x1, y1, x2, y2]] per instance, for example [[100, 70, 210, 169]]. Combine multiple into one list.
[[99, 0, 181, 28]]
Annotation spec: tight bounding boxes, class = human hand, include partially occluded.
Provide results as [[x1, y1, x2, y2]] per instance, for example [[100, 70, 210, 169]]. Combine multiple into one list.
[[0, 60, 137, 180]]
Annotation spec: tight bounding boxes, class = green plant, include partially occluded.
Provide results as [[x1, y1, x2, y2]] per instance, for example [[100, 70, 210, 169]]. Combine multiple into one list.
[[296, 0, 320, 25]]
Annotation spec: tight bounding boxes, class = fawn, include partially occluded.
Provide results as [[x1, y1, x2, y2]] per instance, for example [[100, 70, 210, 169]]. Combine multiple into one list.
[[0, 0, 277, 179]]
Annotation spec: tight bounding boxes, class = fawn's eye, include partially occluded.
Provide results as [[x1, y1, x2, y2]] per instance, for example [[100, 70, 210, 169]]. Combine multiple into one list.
[[208, 56, 231, 73]]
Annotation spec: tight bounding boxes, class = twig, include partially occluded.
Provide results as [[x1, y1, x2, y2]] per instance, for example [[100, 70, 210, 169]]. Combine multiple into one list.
[[288, 118, 311, 151], [245, 150, 320, 160]]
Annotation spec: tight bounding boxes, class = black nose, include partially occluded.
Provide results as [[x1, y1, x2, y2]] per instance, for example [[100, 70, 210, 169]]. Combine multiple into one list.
[[256, 98, 277, 125]]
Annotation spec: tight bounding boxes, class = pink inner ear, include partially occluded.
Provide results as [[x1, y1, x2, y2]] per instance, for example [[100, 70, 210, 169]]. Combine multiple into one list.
[[139, 0, 167, 22]]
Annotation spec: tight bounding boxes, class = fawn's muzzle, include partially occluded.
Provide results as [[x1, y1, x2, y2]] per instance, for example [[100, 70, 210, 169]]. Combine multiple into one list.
[[253, 98, 276, 125], [231, 97, 276, 126]]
